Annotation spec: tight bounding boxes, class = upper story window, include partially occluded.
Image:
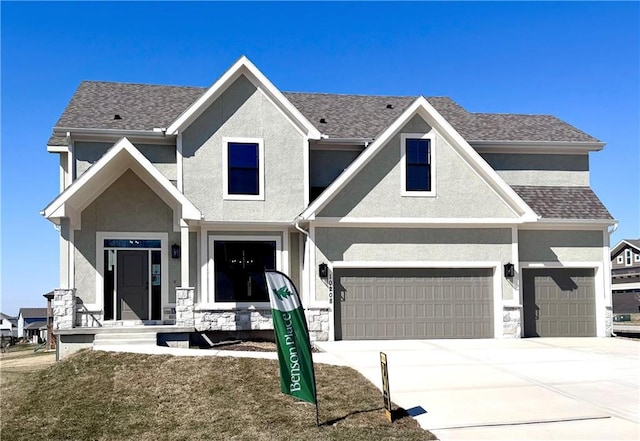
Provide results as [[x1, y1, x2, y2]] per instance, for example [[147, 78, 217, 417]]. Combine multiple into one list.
[[625, 249, 633, 266], [401, 132, 436, 196], [223, 137, 264, 200], [635, 253, 640, 262], [617, 255, 623, 264]]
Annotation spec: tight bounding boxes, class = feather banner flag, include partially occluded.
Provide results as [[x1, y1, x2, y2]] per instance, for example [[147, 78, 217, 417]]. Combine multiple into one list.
[[265, 270, 318, 410]]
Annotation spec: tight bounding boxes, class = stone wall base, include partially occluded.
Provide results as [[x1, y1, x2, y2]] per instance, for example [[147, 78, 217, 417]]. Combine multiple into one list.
[[195, 307, 331, 342]]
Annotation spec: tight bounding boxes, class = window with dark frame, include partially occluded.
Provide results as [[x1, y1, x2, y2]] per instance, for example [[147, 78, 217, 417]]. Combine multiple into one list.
[[214, 240, 276, 302], [405, 138, 431, 192], [227, 142, 259, 195]]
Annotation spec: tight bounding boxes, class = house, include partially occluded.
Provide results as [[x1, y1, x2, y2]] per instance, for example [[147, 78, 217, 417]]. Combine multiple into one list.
[[42, 56, 615, 357], [611, 239, 640, 314], [17, 308, 47, 341], [0, 313, 18, 342]]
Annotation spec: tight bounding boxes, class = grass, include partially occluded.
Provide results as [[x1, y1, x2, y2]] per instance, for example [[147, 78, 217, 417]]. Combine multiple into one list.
[[1, 350, 435, 441]]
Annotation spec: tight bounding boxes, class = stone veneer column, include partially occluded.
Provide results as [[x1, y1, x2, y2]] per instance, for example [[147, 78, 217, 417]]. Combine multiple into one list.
[[503, 306, 522, 338], [605, 306, 613, 336], [175, 287, 195, 327], [53, 288, 76, 329]]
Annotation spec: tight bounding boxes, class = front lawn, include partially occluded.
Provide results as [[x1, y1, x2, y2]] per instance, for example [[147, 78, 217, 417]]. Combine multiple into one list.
[[1, 350, 435, 440]]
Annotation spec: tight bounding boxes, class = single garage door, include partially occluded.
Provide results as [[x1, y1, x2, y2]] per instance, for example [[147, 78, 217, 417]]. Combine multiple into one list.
[[335, 268, 493, 340], [522, 268, 596, 337]]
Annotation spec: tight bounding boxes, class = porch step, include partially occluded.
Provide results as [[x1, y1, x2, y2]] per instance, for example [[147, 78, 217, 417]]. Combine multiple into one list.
[[93, 331, 157, 348]]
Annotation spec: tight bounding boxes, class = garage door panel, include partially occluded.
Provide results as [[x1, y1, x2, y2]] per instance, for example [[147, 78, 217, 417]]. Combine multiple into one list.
[[523, 268, 596, 337], [336, 268, 493, 340]]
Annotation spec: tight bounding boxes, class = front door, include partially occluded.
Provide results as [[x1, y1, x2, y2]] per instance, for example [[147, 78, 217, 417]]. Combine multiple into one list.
[[117, 250, 149, 320]]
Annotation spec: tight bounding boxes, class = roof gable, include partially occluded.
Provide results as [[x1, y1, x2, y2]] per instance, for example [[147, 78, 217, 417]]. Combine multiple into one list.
[[42, 138, 201, 228], [166, 56, 321, 139], [612, 239, 640, 256], [300, 97, 538, 221]]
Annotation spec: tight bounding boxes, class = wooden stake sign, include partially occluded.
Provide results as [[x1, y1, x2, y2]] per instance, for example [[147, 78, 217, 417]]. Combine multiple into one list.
[[380, 352, 392, 422]]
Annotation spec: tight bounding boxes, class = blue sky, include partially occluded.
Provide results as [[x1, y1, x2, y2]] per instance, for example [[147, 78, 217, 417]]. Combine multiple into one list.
[[1, 1, 638, 316]]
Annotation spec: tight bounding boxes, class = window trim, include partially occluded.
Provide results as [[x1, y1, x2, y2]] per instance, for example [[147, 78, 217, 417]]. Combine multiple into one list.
[[400, 132, 436, 197], [207, 234, 282, 308], [617, 255, 624, 264], [222, 137, 265, 201], [625, 249, 633, 266]]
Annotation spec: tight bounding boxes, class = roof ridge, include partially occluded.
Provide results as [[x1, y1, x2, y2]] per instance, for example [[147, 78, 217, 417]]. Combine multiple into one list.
[[283, 91, 417, 99], [80, 80, 206, 90]]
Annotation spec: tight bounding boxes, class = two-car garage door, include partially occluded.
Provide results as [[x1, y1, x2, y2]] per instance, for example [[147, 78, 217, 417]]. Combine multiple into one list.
[[334, 268, 494, 340]]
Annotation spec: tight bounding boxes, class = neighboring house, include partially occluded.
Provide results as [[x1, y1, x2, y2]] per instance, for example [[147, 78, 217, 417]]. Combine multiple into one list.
[[611, 239, 640, 314], [42, 56, 615, 356], [0, 313, 18, 340], [17, 308, 47, 340]]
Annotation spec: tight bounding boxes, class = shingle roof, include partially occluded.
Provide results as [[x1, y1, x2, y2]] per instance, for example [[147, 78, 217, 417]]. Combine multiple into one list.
[[511, 186, 613, 220], [24, 321, 48, 330], [49, 81, 600, 145], [18, 308, 48, 319], [623, 239, 640, 250]]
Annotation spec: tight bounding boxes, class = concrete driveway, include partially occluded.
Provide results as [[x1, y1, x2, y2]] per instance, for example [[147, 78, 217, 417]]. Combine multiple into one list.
[[314, 338, 639, 440]]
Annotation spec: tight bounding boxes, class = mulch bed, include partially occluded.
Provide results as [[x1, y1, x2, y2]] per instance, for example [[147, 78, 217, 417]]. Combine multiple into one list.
[[208, 340, 321, 352]]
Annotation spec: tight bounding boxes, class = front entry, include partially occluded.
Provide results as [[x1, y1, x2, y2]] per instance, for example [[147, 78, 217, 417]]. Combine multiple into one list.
[[117, 250, 149, 320]]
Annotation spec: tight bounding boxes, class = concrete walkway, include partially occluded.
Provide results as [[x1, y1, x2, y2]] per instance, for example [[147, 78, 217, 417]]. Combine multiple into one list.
[[314, 338, 640, 440]]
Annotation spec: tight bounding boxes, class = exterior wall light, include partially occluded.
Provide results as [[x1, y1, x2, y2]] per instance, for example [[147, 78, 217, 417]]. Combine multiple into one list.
[[319, 263, 328, 279], [171, 244, 181, 259], [504, 263, 515, 279]]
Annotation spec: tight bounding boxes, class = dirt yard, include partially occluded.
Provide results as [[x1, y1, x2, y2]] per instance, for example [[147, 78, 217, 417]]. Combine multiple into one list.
[[0, 346, 56, 385]]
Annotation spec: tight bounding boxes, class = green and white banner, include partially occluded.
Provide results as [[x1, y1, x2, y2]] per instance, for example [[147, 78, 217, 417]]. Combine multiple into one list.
[[265, 271, 317, 405]]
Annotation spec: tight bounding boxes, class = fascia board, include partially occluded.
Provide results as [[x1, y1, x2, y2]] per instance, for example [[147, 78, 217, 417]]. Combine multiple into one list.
[[42, 138, 130, 218], [166, 56, 321, 139], [470, 140, 606, 154], [47, 145, 69, 153], [42, 137, 201, 221], [611, 239, 640, 255], [300, 96, 538, 221], [299, 98, 426, 220]]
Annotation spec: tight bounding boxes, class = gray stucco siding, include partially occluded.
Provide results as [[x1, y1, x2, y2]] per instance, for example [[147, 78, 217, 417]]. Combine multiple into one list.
[[314, 227, 513, 302], [74, 170, 180, 306], [318, 115, 516, 219], [481, 153, 590, 187], [518, 230, 604, 262], [182, 75, 306, 222], [74, 141, 177, 182]]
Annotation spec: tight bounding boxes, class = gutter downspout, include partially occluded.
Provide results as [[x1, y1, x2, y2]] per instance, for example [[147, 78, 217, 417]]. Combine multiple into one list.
[[294, 216, 311, 310]]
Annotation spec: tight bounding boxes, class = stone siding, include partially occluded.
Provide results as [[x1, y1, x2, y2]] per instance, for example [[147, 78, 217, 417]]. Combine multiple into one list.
[[195, 307, 331, 341], [503, 305, 522, 338], [176, 287, 195, 327], [605, 305, 613, 336], [306, 308, 330, 341], [53, 288, 76, 330]]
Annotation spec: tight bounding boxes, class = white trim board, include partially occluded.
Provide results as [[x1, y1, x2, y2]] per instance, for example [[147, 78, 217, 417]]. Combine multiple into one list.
[[222, 137, 265, 201], [400, 132, 437, 197], [204, 233, 283, 307], [166, 56, 320, 139], [42, 137, 201, 228], [95, 232, 169, 320]]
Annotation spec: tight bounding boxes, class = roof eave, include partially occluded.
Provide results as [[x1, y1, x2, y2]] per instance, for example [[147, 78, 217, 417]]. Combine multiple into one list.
[[470, 140, 605, 154]]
